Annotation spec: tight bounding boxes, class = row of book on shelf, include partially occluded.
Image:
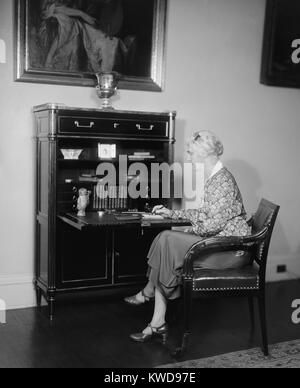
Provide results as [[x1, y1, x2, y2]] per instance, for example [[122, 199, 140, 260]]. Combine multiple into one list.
[[128, 152, 155, 161], [92, 185, 128, 210]]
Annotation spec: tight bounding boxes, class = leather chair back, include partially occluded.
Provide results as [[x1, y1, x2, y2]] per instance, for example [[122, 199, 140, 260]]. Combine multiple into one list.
[[251, 199, 280, 286]]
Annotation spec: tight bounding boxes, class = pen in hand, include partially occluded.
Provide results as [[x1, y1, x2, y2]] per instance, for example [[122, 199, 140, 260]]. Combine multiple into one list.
[[152, 205, 164, 214]]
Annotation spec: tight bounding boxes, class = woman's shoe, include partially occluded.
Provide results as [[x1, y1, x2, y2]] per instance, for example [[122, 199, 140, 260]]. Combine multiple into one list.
[[130, 323, 168, 344], [124, 290, 154, 306]]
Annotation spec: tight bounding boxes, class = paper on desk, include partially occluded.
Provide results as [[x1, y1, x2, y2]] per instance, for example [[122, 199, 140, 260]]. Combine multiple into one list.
[[142, 214, 164, 220]]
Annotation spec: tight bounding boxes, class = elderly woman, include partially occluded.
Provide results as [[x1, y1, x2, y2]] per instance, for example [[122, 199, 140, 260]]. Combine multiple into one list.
[[126, 130, 251, 343]]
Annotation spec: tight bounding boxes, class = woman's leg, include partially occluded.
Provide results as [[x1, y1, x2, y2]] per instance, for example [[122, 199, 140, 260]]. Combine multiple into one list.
[[147, 230, 202, 299], [129, 280, 155, 304], [124, 231, 171, 304], [142, 288, 167, 335], [130, 288, 169, 342], [126, 230, 201, 305]]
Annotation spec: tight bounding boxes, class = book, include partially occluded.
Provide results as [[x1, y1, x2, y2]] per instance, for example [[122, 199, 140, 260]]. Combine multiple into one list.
[[128, 155, 155, 160], [94, 184, 128, 211], [114, 214, 141, 221], [79, 174, 98, 183]]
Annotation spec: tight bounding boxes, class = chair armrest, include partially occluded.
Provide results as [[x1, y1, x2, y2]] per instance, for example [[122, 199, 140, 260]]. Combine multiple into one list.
[[182, 227, 268, 278]]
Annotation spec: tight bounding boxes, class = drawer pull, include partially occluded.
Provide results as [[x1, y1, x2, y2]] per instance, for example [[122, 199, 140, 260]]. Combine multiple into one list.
[[136, 124, 154, 131], [114, 123, 120, 129], [74, 121, 95, 129]]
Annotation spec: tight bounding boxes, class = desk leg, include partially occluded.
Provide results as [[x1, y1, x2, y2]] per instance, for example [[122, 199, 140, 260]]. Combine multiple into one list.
[[47, 291, 56, 321], [36, 287, 42, 309], [34, 281, 43, 309]]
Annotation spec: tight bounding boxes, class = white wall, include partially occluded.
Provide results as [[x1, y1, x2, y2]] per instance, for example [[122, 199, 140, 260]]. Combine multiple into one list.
[[0, 0, 300, 309]]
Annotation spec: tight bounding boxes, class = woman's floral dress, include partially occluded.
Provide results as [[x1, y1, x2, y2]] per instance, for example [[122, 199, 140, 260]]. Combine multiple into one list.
[[171, 167, 251, 237]]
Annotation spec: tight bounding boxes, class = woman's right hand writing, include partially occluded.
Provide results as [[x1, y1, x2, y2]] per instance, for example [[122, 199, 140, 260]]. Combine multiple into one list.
[[152, 205, 173, 218]]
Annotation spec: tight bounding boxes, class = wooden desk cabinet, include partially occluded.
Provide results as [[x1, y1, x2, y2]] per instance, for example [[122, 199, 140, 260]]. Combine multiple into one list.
[[33, 104, 188, 319]]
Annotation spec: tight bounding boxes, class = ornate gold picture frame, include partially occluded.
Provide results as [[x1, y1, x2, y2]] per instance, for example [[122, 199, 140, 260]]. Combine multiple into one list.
[[15, 0, 167, 91]]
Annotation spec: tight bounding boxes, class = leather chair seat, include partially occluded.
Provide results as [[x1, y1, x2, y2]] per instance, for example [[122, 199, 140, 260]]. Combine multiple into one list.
[[193, 264, 259, 292]]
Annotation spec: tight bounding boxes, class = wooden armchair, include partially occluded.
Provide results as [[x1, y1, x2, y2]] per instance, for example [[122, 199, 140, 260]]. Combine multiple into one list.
[[175, 199, 280, 357]]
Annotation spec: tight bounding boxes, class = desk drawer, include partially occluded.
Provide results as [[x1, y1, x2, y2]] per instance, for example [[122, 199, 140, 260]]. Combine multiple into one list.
[[59, 116, 169, 138]]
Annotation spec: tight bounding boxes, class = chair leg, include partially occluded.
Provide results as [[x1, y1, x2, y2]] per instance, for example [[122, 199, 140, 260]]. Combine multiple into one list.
[[166, 298, 181, 325], [258, 293, 269, 356], [248, 296, 255, 332], [172, 280, 193, 358]]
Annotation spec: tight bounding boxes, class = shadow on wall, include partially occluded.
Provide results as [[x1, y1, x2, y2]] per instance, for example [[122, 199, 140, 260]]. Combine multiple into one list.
[[225, 159, 262, 213], [225, 158, 290, 257], [270, 220, 292, 257], [173, 118, 187, 209], [175, 118, 187, 163], [295, 244, 300, 268]]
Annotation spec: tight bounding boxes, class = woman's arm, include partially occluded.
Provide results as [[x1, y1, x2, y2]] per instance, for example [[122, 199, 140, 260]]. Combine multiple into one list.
[[170, 208, 206, 221], [48, 5, 97, 26], [192, 178, 243, 236], [172, 172, 245, 236], [152, 205, 206, 221]]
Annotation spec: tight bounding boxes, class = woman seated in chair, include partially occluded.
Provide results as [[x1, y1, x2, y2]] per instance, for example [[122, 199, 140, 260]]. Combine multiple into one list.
[[126, 130, 252, 343]]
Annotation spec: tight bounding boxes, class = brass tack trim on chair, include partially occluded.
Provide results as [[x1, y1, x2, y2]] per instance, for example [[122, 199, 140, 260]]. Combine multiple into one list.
[[192, 277, 260, 292]]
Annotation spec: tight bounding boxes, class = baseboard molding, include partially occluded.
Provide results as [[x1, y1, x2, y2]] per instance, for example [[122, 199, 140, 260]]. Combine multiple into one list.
[[0, 274, 36, 310]]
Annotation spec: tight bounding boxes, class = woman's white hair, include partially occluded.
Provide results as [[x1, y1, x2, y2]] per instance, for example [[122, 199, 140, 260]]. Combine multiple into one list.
[[192, 130, 224, 157]]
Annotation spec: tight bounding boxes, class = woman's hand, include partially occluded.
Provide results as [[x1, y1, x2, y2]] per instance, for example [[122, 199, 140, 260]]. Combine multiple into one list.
[[184, 227, 194, 234], [152, 205, 173, 218]]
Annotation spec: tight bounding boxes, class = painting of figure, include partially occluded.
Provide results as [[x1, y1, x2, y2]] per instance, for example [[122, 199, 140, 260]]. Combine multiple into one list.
[[15, 0, 167, 90]]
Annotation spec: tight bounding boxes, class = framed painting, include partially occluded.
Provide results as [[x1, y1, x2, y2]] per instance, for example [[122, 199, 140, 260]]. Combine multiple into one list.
[[261, 0, 300, 88], [14, 0, 167, 91]]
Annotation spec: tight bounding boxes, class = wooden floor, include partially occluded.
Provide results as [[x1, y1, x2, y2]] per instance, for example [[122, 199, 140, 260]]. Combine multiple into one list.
[[0, 280, 299, 368]]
